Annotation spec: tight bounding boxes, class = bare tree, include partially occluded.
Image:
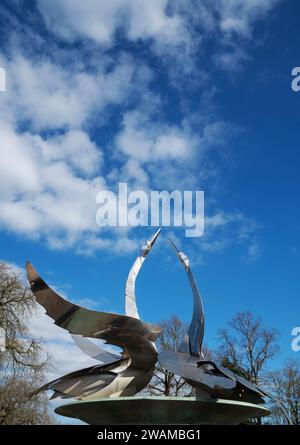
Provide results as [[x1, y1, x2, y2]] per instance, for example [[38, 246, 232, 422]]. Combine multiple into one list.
[[0, 262, 55, 424], [217, 311, 279, 424], [266, 360, 300, 425], [0, 377, 56, 425], [217, 311, 279, 385]]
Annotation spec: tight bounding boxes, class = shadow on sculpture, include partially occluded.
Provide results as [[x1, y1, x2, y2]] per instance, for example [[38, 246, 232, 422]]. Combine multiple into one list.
[[26, 229, 274, 424]]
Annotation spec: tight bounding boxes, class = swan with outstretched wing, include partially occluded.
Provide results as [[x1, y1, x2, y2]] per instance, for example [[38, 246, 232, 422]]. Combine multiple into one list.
[[158, 240, 269, 404], [26, 230, 161, 400]]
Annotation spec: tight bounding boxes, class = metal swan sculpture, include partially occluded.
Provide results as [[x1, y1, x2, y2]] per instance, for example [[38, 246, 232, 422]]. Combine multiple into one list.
[[158, 240, 270, 405], [26, 230, 161, 400]]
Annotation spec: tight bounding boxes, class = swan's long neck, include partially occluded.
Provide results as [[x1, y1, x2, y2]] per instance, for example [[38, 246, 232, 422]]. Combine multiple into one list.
[[125, 229, 161, 320], [169, 240, 205, 358]]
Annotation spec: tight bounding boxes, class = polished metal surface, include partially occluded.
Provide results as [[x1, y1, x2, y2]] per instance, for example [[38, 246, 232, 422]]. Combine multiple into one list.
[[159, 241, 268, 405], [26, 262, 160, 342], [26, 257, 161, 400], [71, 334, 121, 364], [68, 230, 161, 364], [55, 396, 270, 425], [158, 350, 267, 403], [169, 239, 204, 358], [125, 228, 161, 319], [28, 230, 270, 418]]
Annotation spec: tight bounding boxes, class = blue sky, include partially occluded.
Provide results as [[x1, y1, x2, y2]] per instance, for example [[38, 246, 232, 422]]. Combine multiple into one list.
[[0, 0, 300, 383]]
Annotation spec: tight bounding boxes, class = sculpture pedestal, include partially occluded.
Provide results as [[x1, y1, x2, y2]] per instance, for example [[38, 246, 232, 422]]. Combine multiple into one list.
[[55, 396, 270, 425]]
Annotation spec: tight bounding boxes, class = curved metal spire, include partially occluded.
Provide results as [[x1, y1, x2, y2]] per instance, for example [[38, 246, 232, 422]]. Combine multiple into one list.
[[125, 229, 161, 319], [169, 239, 204, 358]]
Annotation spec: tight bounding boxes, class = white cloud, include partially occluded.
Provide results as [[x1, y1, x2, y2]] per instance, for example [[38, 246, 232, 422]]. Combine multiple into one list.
[[213, 0, 280, 72], [116, 113, 235, 190], [218, 0, 280, 37], [216, 46, 250, 72], [196, 211, 261, 261], [115, 110, 194, 162], [37, 0, 187, 47], [36, 0, 279, 46], [0, 121, 109, 248], [0, 43, 157, 253], [246, 242, 261, 260], [35, 0, 281, 77], [1, 54, 137, 131], [0, 123, 41, 199], [126, 0, 185, 43], [0, 127, 101, 189], [0, 0, 274, 255], [28, 307, 71, 344], [119, 159, 149, 189], [35, 130, 102, 177]]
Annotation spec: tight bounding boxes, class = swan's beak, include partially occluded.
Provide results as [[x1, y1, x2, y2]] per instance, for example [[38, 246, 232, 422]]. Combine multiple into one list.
[[169, 239, 190, 268], [149, 228, 162, 246], [141, 228, 162, 256]]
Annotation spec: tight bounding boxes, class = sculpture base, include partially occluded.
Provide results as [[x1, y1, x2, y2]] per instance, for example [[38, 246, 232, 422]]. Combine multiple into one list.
[[55, 396, 270, 425]]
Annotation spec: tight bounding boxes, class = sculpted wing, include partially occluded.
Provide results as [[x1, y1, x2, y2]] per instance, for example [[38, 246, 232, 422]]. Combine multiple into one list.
[[26, 262, 160, 343], [158, 350, 267, 401], [158, 350, 236, 392], [71, 334, 121, 364]]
